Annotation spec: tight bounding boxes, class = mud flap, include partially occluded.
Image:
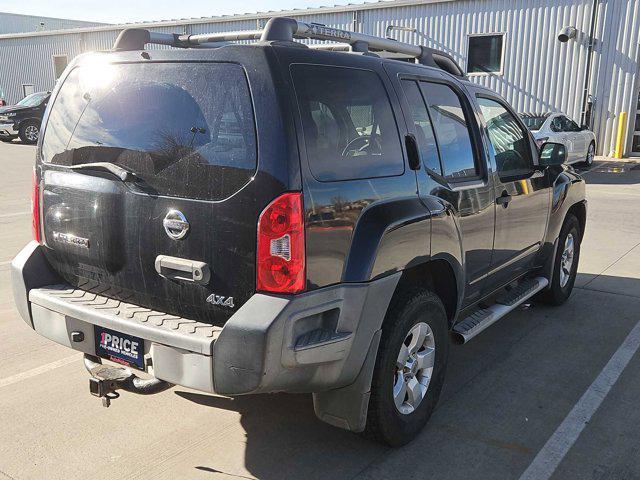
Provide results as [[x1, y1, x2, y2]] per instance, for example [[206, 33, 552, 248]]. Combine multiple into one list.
[[312, 329, 382, 432]]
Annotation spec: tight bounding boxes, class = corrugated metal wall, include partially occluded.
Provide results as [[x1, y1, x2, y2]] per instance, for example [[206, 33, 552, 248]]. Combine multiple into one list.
[[0, 12, 104, 34], [0, 0, 638, 155]]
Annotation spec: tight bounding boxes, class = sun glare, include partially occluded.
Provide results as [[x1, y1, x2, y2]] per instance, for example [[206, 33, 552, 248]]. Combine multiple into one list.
[[78, 56, 116, 93]]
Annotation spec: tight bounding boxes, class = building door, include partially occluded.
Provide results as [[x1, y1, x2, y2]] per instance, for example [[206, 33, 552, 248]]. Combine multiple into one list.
[[633, 91, 640, 156]]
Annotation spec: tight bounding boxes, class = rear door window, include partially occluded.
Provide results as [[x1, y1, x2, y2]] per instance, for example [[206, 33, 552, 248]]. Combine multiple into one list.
[[400, 80, 442, 174], [419, 82, 478, 181], [291, 65, 403, 182], [551, 116, 563, 132], [42, 62, 256, 201]]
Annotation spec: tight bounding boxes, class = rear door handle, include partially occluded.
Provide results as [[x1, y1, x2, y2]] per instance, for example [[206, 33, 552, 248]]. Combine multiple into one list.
[[496, 191, 512, 208]]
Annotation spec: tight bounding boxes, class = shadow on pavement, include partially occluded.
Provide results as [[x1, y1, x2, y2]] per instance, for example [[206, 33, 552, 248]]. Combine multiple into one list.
[[175, 389, 387, 479], [171, 273, 640, 480], [581, 160, 640, 185]]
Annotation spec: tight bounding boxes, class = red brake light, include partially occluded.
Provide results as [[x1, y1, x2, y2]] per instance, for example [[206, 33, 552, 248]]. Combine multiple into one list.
[[257, 192, 305, 294], [32, 169, 41, 244]]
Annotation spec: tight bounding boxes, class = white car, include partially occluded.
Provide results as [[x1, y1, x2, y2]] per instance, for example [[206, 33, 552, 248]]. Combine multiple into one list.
[[520, 112, 596, 167]]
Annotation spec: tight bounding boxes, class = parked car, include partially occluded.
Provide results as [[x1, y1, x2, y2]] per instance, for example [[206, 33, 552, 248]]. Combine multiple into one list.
[[0, 91, 51, 144], [12, 17, 586, 446], [520, 112, 596, 167]]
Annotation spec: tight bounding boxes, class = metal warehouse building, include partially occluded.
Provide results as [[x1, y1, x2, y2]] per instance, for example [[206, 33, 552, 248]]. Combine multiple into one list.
[[0, 12, 104, 35], [0, 0, 639, 156]]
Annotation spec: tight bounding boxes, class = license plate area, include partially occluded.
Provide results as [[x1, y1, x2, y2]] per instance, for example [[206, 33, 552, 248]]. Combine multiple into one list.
[[94, 326, 145, 370]]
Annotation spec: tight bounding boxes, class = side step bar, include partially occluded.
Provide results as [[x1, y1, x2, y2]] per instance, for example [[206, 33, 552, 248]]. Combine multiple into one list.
[[453, 277, 549, 344]]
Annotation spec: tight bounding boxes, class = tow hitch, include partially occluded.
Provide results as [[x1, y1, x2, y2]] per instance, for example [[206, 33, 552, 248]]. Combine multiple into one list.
[[83, 354, 173, 407]]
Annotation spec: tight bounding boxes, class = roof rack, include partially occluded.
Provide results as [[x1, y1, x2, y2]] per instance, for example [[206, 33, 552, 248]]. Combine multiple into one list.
[[112, 16, 466, 78]]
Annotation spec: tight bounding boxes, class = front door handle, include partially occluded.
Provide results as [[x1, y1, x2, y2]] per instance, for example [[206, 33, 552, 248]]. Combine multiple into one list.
[[496, 191, 512, 208]]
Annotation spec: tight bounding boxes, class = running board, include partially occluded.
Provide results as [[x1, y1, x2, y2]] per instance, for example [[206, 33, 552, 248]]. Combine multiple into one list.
[[453, 277, 549, 344]]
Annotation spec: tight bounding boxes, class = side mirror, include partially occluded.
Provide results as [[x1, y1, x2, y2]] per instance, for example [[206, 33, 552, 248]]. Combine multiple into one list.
[[539, 142, 567, 167]]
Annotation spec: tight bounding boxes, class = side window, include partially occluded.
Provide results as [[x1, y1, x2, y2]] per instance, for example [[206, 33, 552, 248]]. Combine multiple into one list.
[[565, 117, 581, 132], [399, 80, 442, 174], [551, 116, 563, 132], [420, 82, 478, 180], [477, 97, 533, 178], [292, 65, 404, 182]]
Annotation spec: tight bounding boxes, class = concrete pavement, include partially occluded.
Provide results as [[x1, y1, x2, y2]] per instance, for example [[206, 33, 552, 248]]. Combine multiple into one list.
[[1, 141, 640, 480]]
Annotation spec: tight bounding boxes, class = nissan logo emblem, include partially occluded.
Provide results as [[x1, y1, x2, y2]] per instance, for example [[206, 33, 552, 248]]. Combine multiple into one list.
[[163, 210, 190, 240]]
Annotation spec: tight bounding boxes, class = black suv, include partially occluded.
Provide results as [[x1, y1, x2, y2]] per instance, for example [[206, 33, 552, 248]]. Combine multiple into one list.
[[0, 91, 50, 144], [12, 18, 586, 446]]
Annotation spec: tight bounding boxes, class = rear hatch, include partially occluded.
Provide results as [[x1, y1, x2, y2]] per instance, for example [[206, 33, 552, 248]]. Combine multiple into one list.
[[38, 58, 266, 324]]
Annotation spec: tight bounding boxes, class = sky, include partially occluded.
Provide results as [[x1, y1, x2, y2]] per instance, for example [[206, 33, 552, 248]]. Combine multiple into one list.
[[0, 0, 371, 24]]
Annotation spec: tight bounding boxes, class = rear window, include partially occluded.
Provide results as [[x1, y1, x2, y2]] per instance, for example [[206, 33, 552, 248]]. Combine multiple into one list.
[[42, 61, 256, 201], [291, 64, 403, 182], [520, 115, 547, 131]]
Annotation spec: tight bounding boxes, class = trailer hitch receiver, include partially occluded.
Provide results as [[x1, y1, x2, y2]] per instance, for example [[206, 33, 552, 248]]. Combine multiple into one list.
[[84, 354, 173, 407]]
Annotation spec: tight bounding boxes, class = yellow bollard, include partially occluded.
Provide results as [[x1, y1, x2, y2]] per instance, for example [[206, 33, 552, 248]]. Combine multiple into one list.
[[614, 112, 627, 159]]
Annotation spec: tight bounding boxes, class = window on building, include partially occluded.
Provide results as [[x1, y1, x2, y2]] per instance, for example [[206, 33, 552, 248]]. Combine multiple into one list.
[[292, 64, 404, 182], [477, 96, 533, 178], [52, 55, 69, 80], [467, 34, 504, 74], [400, 80, 442, 174], [420, 82, 478, 180]]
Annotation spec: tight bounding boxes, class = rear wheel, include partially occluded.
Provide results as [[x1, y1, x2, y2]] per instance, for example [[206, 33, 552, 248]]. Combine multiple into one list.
[[19, 121, 40, 145], [582, 141, 595, 167], [364, 289, 449, 446], [538, 214, 581, 305]]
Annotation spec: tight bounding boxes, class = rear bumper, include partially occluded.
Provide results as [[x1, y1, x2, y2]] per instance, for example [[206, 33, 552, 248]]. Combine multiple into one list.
[[12, 241, 399, 396]]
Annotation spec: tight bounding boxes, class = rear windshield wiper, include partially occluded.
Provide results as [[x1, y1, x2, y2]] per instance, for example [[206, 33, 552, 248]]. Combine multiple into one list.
[[68, 162, 137, 182]]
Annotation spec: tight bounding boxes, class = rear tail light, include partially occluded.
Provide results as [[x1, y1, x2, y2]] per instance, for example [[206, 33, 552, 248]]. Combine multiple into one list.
[[32, 168, 41, 244], [257, 192, 305, 294]]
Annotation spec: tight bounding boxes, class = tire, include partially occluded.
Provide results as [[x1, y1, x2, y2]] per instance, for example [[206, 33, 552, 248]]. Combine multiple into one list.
[[582, 141, 595, 168], [18, 121, 40, 145], [364, 288, 449, 446], [538, 214, 581, 305]]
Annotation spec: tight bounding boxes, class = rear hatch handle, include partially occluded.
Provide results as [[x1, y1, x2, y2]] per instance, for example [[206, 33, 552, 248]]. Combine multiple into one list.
[[68, 162, 136, 182]]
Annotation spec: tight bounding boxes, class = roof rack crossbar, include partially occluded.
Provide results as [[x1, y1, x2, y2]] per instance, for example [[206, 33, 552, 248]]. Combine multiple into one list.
[[112, 17, 466, 77]]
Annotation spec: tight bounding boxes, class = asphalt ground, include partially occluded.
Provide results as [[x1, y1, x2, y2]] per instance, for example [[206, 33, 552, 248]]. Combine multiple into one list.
[[1, 140, 640, 480]]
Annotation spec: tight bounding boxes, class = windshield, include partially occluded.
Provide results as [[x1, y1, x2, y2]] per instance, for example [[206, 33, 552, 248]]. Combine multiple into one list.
[[520, 115, 547, 131], [42, 61, 257, 201], [17, 92, 48, 107]]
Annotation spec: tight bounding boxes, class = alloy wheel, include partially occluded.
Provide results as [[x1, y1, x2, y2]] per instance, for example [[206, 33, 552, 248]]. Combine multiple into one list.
[[393, 322, 436, 415], [24, 125, 39, 142], [559, 233, 575, 288], [586, 143, 595, 166]]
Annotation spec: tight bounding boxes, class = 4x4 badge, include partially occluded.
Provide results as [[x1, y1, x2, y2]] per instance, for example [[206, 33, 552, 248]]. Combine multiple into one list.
[[206, 294, 234, 309]]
